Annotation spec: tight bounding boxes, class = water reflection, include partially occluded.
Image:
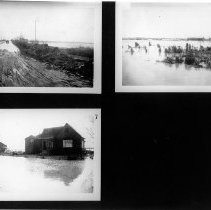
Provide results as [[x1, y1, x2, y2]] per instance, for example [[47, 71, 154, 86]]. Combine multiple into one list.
[[158, 48, 162, 56], [44, 161, 84, 186], [0, 156, 93, 196], [175, 63, 180, 69]]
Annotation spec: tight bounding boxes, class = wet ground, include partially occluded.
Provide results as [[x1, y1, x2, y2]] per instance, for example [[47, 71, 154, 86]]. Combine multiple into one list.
[[123, 40, 211, 86], [0, 156, 93, 200]]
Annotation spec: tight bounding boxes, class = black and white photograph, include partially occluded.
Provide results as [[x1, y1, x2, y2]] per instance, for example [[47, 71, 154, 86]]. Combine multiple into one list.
[[0, 109, 101, 201], [116, 2, 211, 92], [0, 1, 101, 93]]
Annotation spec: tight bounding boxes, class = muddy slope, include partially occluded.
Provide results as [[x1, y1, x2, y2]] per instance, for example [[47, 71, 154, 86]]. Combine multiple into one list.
[[0, 50, 90, 87]]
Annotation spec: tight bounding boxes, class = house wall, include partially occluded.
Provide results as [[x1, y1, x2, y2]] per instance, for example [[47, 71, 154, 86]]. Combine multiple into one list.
[[33, 139, 42, 154], [25, 138, 42, 154], [25, 139, 34, 154], [0, 146, 6, 153], [49, 137, 84, 155], [25, 131, 84, 156]]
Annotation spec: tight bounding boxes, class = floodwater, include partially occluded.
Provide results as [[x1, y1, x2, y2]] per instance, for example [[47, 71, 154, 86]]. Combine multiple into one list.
[[0, 156, 93, 200], [0, 41, 19, 53], [123, 40, 211, 86], [47, 41, 94, 49]]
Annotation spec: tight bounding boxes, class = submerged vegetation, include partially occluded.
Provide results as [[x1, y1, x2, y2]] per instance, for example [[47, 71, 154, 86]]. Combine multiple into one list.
[[163, 44, 211, 69], [124, 40, 211, 70], [12, 38, 94, 83]]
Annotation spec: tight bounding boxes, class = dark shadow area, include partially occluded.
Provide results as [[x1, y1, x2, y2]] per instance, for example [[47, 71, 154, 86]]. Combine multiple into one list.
[[102, 93, 211, 209]]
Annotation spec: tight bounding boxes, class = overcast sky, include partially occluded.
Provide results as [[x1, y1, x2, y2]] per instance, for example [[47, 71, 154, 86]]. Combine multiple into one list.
[[0, 109, 100, 151], [122, 3, 211, 39], [0, 2, 95, 43]]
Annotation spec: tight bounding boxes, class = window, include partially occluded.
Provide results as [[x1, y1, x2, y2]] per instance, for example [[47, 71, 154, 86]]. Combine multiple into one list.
[[63, 140, 73, 148]]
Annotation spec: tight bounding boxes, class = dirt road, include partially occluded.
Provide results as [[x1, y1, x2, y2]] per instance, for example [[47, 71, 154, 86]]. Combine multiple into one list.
[[0, 41, 90, 87]]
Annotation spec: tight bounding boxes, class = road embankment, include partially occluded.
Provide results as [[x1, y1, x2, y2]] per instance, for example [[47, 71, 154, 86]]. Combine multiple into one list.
[[0, 48, 91, 87], [12, 39, 94, 86]]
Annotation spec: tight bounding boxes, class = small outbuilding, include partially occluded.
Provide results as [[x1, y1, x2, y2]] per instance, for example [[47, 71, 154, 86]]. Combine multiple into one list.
[[0, 142, 7, 153], [25, 123, 85, 157]]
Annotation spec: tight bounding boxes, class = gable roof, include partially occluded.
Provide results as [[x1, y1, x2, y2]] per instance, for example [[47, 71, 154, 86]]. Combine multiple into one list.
[[38, 123, 84, 141], [25, 135, 36, 141]]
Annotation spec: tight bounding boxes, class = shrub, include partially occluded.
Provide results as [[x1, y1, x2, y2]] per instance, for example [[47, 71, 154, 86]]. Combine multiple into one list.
[[185, 55, 195, 65], [12, 39, 93, 80]]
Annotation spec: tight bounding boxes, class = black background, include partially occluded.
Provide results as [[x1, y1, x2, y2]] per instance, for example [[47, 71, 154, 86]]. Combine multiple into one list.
[[1, 2, 211, 210]]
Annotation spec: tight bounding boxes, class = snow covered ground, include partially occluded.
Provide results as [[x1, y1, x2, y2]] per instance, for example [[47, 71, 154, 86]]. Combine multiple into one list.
[[0, 41, 19, 53]]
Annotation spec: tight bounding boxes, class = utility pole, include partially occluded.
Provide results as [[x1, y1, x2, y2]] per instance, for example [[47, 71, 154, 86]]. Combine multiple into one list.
[[35, 20, 37, 42]]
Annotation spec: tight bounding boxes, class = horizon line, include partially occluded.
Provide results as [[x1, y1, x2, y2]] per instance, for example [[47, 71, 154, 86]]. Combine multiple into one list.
[[122, 37, 211, 40], [0, 38, 94, 44]]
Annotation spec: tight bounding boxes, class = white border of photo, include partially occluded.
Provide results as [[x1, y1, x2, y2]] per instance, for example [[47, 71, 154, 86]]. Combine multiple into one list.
[[0, 2, 102, 94], [115, 1, 211, 92]]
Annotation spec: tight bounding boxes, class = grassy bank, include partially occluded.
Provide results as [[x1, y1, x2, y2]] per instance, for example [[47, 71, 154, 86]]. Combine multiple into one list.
[[0, 49, 90, 87], [163, 44, 211, 69], [12, 39, 94, 83]]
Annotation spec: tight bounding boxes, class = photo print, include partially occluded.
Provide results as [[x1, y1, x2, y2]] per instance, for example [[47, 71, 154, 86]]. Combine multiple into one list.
[[0, 109, 101, 201], [116, 2, 211, 92], [0, 1, 101, 93]]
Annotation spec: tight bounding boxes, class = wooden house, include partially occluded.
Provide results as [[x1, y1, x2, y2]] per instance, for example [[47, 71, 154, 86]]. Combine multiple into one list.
[[25, 123, 85, 157]]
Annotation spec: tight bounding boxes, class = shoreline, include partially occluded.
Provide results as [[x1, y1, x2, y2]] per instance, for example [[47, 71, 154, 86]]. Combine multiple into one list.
[[0, 153, 93, 161], [123, 38, 211, 42]]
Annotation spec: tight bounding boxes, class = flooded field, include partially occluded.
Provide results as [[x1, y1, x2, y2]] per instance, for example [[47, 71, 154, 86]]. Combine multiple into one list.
[[123, 40, 211, 86], [0, 156, 93, 200]]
